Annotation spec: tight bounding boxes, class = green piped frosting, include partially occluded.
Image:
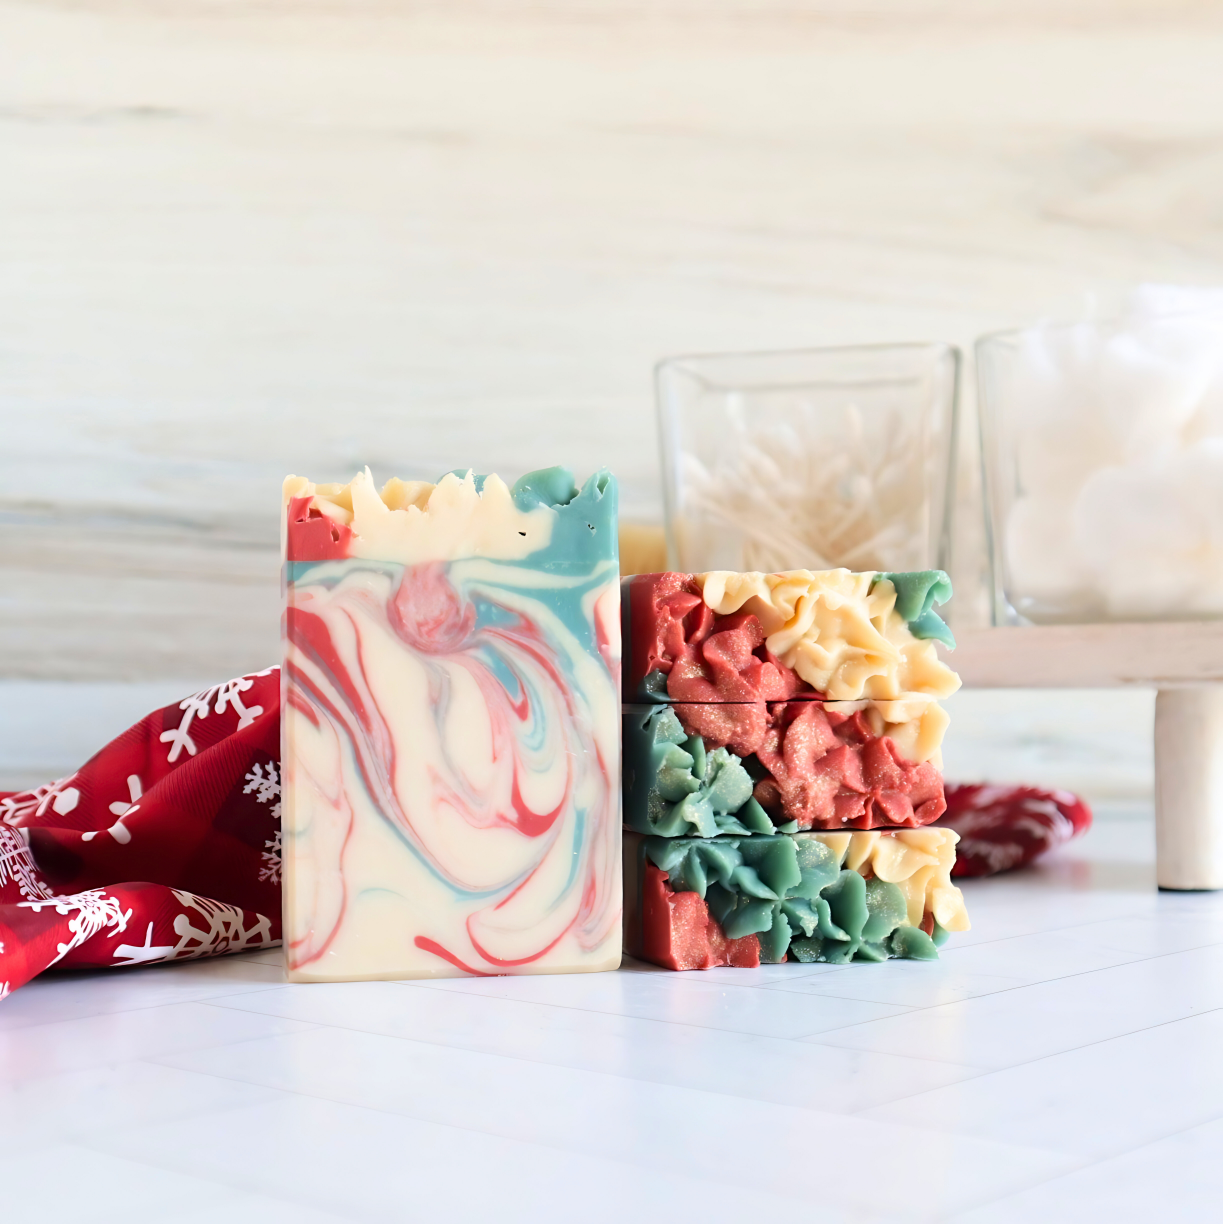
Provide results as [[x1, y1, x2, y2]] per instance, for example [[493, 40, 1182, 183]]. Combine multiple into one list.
[[623, 705, 794, 838], [514, 466, 616, 564], [444, 466, 617, 565], [511, 465, 581, 509], [645, 833, 947, 964], [874, 570, 955, 649]]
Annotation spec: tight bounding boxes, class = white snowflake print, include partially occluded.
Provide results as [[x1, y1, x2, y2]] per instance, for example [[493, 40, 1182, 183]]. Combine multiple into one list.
[[0, 982, 10, 1002], [71, 774, 144, 848], [0, 825, 54, 902], [19, 890, 134, 968], [108, 774, 143, 817], [159, 669, 276, 764], [243, 761, 281, 815], [80, 812, 136, 847], [244, 761, 283, 884], [259, 828, 283, 885], [110, 893, 276, 967], [0, 775, 81, 827], [178, 891, 274, 957], [109, 922, 176, 966]]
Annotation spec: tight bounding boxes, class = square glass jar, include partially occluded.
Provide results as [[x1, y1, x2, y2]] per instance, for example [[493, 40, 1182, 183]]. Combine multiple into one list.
[[656, 343, 959, 576]]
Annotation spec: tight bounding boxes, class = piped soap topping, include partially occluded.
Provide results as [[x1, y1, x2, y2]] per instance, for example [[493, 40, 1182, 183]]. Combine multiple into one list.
[[695, 568, 959, 703], [284, 465, 616, 566]]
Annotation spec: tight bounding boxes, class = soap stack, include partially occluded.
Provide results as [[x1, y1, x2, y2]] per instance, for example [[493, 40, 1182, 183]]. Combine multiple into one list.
[[621, 569, 971, 970]]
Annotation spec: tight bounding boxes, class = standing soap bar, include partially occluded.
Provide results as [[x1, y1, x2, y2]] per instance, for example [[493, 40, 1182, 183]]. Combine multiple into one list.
[[281, 466, 621, 980]]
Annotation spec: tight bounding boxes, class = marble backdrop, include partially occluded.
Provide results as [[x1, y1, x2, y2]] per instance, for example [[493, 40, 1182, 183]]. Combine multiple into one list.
[[2, 0, 1221, 689]]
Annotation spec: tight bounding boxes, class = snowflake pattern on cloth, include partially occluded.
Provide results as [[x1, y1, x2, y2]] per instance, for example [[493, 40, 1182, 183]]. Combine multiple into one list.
[[0, 668, 283, 999], [259, 829, 283, 886], [0, 827, 52, 903], [19, 888, 136, 969], [109, 891, 275, 967], [159, 670, 275, 763], [941, 783, 1092, 877], [244, 762, 283, 884], [0, 776, 81, 826]]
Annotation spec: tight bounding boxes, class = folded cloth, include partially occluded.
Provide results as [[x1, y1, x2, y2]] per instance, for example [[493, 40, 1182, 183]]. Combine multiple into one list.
[[0, 668, 282, 999], [0, 666, 1093, 999], [941, 783, 1093, 878]]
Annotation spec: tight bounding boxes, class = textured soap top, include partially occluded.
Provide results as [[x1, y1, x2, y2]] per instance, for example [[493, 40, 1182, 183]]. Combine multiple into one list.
[[623, 567, 960, 706], [642, 828, 969, 936], [623, 698, 948, 835], [699, 569, 956, 697], [283, 465, 616, 566], [624, 827, 970, 969]]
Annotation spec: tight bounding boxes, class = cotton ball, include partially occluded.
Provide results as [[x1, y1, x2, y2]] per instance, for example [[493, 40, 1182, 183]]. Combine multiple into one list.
[[1005, 494, 1089, 614], [1127, 286, 1223, 441], [1073, 439, 1223, 619], [1097, 328, 1208, 461], [1013, 325, 1123, 496]]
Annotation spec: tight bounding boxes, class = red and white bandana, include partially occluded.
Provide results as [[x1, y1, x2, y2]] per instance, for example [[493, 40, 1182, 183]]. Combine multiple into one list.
[[0, 669, 282, 999]]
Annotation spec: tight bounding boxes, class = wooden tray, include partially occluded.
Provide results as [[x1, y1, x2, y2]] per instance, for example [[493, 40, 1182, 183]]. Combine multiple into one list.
[[949, 620, 1223, 690], [946, 619, 1223, 891]]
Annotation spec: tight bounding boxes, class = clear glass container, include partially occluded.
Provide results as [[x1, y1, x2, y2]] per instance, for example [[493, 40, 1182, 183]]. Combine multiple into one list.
[[656, 343, 960, 575], [977, 312, 1223, 625]]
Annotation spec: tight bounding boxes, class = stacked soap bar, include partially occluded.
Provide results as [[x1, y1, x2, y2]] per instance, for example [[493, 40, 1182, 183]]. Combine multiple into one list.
[[624, 828, 968, 970], [282, 466, 622, 981], [623, 568, 961, 833], [622, 568, 969, 968]]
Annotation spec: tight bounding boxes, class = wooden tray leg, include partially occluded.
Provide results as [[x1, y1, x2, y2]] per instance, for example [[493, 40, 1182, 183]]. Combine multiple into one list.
[[1155, 687, 1223, 890]]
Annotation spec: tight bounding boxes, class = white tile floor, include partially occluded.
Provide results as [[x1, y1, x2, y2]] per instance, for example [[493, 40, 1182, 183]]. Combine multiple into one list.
[[4, 808, 1221, 1223]]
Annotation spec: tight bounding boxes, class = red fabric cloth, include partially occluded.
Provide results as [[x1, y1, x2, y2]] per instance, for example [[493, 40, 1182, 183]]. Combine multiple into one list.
[[0, 669, 282, 999], [941, 783, 1093, 878]]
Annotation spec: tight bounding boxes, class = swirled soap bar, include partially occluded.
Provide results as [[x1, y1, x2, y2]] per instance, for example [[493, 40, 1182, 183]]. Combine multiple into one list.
[[624, 828, 969, 970], [282, 466, 622, 981]]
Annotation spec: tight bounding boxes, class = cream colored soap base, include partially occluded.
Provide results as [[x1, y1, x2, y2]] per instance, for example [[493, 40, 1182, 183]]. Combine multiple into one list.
[[282, 467, 623, 979]]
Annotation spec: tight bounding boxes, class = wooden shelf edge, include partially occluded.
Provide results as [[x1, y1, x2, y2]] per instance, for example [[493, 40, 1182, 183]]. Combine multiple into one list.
[[945, 620, 1223, 689]]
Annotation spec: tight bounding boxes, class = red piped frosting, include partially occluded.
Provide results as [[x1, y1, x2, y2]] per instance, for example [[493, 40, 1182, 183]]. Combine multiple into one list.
[[624, 572, 814, 704], [672, 701, 945, 831], [285, 496, 354, 561], [637, 861, 761, 970]]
